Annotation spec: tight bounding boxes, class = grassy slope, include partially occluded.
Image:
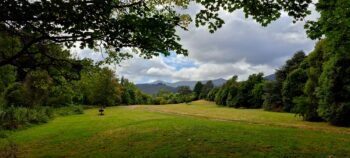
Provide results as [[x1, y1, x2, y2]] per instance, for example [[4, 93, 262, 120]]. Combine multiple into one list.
[[0, 100, 349, 158]]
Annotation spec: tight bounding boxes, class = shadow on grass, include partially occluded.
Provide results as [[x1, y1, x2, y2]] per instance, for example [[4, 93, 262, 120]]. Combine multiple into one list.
[[0, 139, 18, 158]]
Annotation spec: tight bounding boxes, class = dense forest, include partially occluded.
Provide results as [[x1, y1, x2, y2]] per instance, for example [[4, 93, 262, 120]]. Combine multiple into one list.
[[205, 39, 350, 126]]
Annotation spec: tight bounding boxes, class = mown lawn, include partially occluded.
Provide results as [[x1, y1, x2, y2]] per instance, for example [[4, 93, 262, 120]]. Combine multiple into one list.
[[1, 100, 350, 158]]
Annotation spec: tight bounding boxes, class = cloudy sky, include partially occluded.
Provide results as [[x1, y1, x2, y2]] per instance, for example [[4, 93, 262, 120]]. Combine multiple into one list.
[[73, 3, 319, 84]]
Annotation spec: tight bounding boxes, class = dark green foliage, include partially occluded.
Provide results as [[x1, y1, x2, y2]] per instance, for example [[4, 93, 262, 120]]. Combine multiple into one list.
[[121, 77, 138, 105], [177, 86, 193, 104], [234, 73, 265, 108], [293, 96, 322, 122], [264, 51, 306, 112], [0, 65, 16, 93], [282, 68, 308, 112], [3, 83, 26, 107], [251, 83, 265, 108], [263, 81, 283, 111], [0, 106, 54, 129], [23, 70, 53, 107], [294, 40, 327, 121], [177, 86, 192, 96], [317, 52, 350, 126], [155, 88, 195, 105], [54, 105, 84, 116], [0, 0, 190, 68], [276, 51, 306, 82], [215, 76, 238, 106], [308, 0, 350, 126], [200, 81, 214, 99], [193, 82, 203, 99], [196, 0, 312, 32], [214, 74, 264, 108], [207, 88, 219, 101]]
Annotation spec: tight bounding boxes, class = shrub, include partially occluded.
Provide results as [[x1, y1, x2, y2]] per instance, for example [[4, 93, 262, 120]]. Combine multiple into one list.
[[0, 106, 56, 130], [3, 83, 26, 107], [54, 105, 84, 116], [293, 96, 322, 122], [46, 95, 73, 107]]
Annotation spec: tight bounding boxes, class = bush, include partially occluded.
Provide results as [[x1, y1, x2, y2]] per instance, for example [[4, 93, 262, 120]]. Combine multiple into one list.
[[46, 95, 73, 107], [3, 83, 26, 107], [293, 96, 322, 122], [263, 81, 283, 111], [0, 106, 55, 129], [54, 105, 84, 116]]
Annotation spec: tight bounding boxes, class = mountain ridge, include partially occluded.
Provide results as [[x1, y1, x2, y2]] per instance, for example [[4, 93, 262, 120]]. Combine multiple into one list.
[[136, 78, 227, 95]]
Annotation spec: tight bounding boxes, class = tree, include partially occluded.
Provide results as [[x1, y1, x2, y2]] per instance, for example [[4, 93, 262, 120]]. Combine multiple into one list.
[[207, 87, 219, 101], [195, 0, 312, 32], [294, 40, 327, 121], [0, 65, 16, 93], [233, 73, 264, 108], [0, 0, 191, 67], [282, 68, 308, 112], [215, 76, 238, 106], [92, 68, 122, 106], [268, 51, 306, 111], [251, 82, 265, 108], [263, 81, 283, 111], [178, 86, 192, 96], [177, 86, 193, 104], [0, 32, 90, 81], [193, 81, 203, 99], [200, 81, 214, 99], [121, 77, 137, 105], [4, 70, 53, 108], [305, 0, 350, 126], [317, 52, 350, 126]]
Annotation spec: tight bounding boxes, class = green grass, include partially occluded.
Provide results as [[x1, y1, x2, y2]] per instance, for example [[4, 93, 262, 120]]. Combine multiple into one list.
[[1, 100, 350, 157]]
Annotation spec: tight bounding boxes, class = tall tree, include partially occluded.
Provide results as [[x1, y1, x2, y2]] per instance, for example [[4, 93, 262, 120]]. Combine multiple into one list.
[[263, 51, 306, 112], [193, 81, 203, 99], [293, 40, 327, 121], [177, 85, 193, 103], [200, 80, 214, 99], [233, 73, 264, 108], [282, 68, 308, 112], [305, 0, 350, 126], [215, 76, 239, 106]]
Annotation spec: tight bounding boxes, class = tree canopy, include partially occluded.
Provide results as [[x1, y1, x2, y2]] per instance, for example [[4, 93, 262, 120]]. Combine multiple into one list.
[[0, 0, 326, 69]]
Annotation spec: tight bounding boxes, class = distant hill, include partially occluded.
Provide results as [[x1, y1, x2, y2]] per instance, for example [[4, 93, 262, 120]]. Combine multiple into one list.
[[136, 83, 177, 95], [136, 78, 227, 95], [264, 74, 276, 81], [149, 78, 227, 89]]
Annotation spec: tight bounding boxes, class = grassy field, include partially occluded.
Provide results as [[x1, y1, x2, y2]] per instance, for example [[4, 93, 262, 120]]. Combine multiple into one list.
[[1, 100, 350, 158]]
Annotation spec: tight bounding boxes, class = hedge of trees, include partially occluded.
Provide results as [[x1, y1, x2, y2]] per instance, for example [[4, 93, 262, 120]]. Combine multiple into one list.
[[204, 39, 350, 127]]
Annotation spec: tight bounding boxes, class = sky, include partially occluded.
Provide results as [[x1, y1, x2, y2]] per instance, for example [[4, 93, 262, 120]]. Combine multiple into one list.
[[73, 3, 319, 84]]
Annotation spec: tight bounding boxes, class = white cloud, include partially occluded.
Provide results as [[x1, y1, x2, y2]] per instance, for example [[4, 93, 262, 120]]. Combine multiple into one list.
[[73, 3, 318, 84]]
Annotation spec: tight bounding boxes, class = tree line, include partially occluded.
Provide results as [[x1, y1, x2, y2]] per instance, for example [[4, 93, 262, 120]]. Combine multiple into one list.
[[0, 34, 199, 130], [200, 39, 350, 127]]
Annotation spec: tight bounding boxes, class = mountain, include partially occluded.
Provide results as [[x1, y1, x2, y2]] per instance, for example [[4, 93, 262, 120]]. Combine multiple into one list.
[[264, 74, 276, 81], [136, 83, 177, 95], [166, 78, 227, 89], [136, 78, 227, 95]]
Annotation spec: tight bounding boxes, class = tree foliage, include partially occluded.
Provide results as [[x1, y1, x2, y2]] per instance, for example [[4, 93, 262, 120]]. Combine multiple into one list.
[[193, 81, 203, 99], [200, 81, 214, 99], [282, 68, 308, 112], [0, 0, 192, 68], [214, 74, 264, 108]]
